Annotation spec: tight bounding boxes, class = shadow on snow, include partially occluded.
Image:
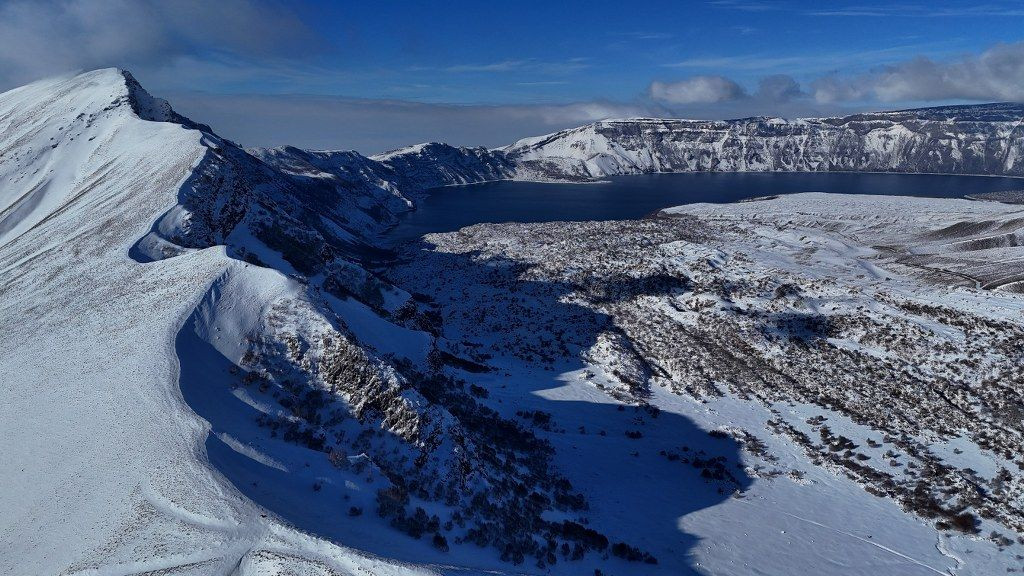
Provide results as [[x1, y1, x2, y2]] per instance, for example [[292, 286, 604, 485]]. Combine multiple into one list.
[[174, 240, 753, 575]]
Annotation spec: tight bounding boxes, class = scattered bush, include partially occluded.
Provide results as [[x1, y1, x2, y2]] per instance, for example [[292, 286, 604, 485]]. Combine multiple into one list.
[[950, 511, 979, 534], [432, 531, 449, 552]]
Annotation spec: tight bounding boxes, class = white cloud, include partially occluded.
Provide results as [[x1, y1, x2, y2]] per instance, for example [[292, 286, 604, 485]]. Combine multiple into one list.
[[664, 43, 957, 75], [654, 42, 1024, 108], [713, 0, 1024, 17], [807, 4, 1024, 17], [650, 76, 747, 104], [707, 1, 782, 13], [609, 31, 673, 40], [433, 58, 591, 75], [811, 42, 1024, 103], [0, 0, 315, 88]]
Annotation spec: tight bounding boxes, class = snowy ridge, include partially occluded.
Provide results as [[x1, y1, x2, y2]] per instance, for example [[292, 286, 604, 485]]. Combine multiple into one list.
[[0, 69, 665, 575], [0, 68, 436, 575]]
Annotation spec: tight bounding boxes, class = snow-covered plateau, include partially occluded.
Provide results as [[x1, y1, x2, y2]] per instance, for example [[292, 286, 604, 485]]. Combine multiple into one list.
[[1, 69, 1023, 576]]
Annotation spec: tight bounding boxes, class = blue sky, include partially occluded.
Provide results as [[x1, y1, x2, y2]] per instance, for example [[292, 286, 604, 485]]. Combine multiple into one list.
[[226, 0, 1024, 104], [2, 0, 1023, 152]]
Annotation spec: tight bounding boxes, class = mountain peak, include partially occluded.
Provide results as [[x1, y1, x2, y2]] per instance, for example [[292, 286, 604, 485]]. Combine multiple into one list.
[[119, 69, 213, 132]]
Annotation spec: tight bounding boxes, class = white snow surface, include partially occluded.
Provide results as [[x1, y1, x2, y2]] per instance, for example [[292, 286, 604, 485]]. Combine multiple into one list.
[[3, 69, 1024, 576], [0, 69, 435, 576]]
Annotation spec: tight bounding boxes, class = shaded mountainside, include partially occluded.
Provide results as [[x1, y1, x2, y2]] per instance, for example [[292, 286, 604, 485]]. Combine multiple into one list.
[[121, 71, 656, 572], [249, 142, 516, 237]]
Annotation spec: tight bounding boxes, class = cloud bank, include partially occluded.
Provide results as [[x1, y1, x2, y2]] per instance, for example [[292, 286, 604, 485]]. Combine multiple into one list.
[[652, 41, 1024, 107], [0, 0, 314, 87], [812, 43, 1024, 103]]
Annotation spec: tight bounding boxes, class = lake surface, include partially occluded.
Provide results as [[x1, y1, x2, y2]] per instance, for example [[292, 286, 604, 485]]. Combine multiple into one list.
[[386, 172, 1023, 246]]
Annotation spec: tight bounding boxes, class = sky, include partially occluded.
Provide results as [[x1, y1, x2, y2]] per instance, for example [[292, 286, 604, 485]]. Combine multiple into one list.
[[2, 0, 1024, 153]]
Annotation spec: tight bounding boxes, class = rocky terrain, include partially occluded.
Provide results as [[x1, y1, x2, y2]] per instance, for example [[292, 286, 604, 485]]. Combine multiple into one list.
[[1, 68, 1023, 576], [503, 105, 1024, 179], [389, 194, 1024, 569]]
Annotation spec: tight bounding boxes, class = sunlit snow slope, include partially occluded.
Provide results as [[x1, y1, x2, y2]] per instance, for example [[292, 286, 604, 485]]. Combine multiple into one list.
[[0, 68, 664, 576], [0, 69, 433, 576]]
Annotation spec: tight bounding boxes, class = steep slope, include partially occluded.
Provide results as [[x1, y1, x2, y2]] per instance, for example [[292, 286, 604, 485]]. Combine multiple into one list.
[[0, 68, 448, 576], [504, 105, 1024, 179], [249, 142, 515, 236], [246, 145, 417, 238], [371, 142, 515, 188]]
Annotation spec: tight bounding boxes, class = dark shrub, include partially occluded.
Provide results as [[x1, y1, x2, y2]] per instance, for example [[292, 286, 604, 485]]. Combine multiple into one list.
[[432, 531, 449, 552]]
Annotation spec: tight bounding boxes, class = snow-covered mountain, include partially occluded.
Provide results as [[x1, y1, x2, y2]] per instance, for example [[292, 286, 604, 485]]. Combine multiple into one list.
[[2, 69, 1024, 576], [0, 69, 607, 575], [504, 105, 1024, 179], [253, 103, 1024, 195], [0, 67, 433, 575]]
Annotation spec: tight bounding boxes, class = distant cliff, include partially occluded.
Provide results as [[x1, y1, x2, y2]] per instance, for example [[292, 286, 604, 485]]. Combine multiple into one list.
[[504, 103, 1024, 179], [252, 103, 1024, 232]]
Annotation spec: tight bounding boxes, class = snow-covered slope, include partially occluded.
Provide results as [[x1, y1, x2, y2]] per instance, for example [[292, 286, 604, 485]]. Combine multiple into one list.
[[371, 142, 514, 187], [390, 192, 1024, 575], [0, 70, 677, 576], [505, 106, 1024, 179], [0, 70, 553, 576], [4, 69, 1024, 576], [0, 69, 443, 575]]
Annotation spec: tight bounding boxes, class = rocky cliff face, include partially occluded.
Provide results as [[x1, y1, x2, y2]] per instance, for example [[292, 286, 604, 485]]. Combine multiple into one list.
[[504, 104, 1024, 179], [251, 103, 1024, 206], [250, 142, 516, 237]]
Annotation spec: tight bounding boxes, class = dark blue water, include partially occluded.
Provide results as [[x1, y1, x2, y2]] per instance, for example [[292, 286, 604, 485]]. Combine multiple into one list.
[[386, 172, 1023, 246]]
